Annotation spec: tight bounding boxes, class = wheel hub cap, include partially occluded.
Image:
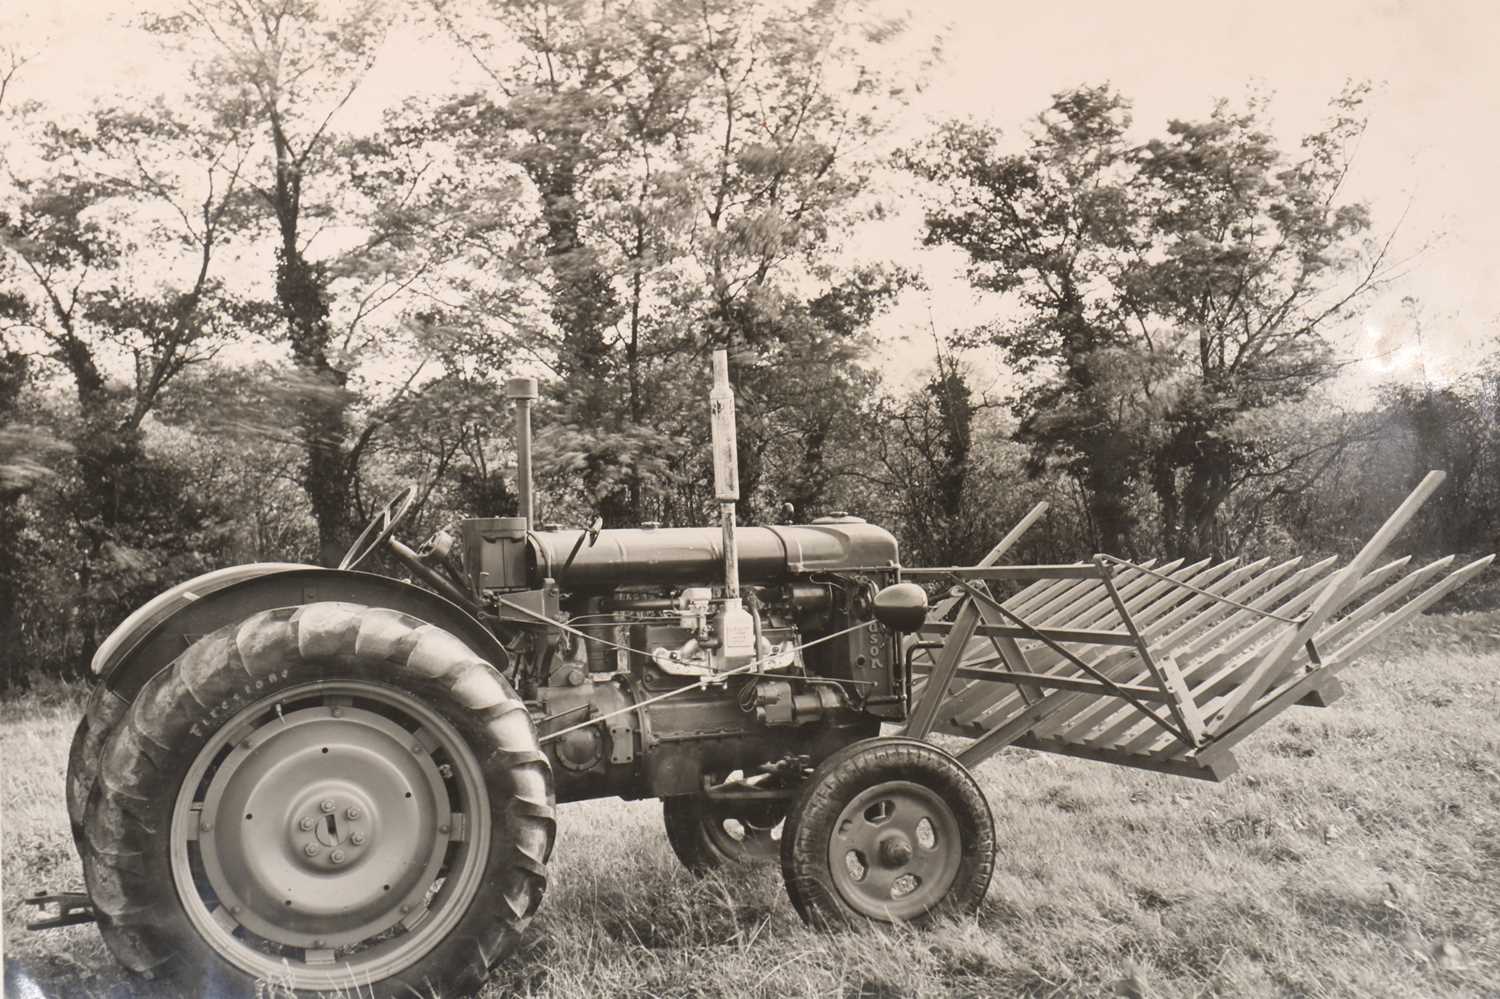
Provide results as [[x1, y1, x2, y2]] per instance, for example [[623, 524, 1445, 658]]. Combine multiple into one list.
[[828, 780, 963, 920]]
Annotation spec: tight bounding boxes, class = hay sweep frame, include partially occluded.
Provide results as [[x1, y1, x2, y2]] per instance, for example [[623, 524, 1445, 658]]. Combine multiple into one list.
[[902, 471, 1493, 781]]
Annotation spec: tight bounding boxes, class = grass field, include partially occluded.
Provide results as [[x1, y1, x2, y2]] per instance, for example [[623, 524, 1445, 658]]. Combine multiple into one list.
[[4, 611, 1498, 998]]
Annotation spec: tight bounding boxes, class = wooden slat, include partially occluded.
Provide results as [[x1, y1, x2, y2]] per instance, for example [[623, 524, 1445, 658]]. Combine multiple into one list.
[[929, 565, 1158, 716], [1197, 669, 1341, 764], [940, 561, 1182, 728], [1171, 557, 1336, 668], [1198, 556, 1492, 765], [1329, 556, 1494, 664], [1313, 556, 1447, 650], [911, 665, 1175, 701], [1187, 556, 1414, 722], [1106, 564, 1345, 753], [1015, 734, 1237, 782], [1094, 556, 1207, 746]]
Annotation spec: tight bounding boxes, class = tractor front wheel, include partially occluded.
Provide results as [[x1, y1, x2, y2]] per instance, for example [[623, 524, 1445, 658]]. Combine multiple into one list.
[[780, 737, 995, 928], [79, 602, 555, 997]]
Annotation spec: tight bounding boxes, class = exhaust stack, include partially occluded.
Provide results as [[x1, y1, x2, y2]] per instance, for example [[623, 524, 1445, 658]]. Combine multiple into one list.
[[507, 377, 539, 525]]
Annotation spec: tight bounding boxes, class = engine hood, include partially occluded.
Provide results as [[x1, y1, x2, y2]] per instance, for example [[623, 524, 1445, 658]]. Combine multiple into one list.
[[528, 522, 899, 589]]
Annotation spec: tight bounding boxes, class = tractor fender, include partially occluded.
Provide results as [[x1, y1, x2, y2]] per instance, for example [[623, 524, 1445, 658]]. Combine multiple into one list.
[[91, 562, 311, 678], [95, 565, 508, 703]]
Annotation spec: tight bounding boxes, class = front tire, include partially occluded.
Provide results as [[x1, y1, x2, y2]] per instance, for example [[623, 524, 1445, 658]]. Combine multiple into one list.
[[80, 602, 555, 997], [780, 736, 994, 928]]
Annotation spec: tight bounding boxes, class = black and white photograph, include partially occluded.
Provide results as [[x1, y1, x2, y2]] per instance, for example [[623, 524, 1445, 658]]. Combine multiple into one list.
[[1, 1, 1497, 996]]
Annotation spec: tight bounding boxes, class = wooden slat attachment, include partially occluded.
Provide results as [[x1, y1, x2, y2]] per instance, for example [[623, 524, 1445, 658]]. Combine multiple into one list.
[[1329, 556, 1493, 663], [900, 471, 1488, 785], [959, 558, 1215, 736], [1095, 556, 1204, 746]]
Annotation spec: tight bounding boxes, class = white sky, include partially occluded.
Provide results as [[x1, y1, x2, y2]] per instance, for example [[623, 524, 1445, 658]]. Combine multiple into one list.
[[5, 0, 1498, 398]]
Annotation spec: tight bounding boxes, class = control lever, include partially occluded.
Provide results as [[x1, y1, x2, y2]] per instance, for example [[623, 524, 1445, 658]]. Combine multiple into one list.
[[561, 515, 604, 577]]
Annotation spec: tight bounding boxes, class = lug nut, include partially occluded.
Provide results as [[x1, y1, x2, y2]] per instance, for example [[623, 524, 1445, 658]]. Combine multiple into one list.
[[330, 849, 346, 864], [330, 706, 343, 717], [438, 823, 450, 835], [199, 820, 213, 832], [299, 816, 316, 831], [319, 799, 335, 814], [303, 843, 320, 857], [411, 742, 425, 754], [345, 806, 362, 820], [350, 832, 366, 845]]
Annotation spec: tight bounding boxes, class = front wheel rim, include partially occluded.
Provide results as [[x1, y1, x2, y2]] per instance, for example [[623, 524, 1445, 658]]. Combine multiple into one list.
[[169, 680, 490, 990], [827, 780, 963, 921]]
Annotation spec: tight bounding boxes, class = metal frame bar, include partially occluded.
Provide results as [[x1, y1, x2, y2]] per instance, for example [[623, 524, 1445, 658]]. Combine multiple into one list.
[[937, 560, 1171, 730], [1094, 556, 1205, 745]]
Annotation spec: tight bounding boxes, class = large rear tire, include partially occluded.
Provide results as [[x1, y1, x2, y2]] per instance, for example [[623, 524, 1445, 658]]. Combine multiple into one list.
[[67, 683, 130, 849], [80, 601, 555, 997], [780, 736, 994, 928]]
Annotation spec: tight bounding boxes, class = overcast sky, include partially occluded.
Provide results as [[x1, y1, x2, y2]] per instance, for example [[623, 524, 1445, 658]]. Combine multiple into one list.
[[6, 0, 1497, 396]]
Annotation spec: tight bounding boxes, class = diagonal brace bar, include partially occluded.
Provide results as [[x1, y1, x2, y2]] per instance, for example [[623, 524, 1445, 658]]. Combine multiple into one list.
[[952, 578, 1195, 747]]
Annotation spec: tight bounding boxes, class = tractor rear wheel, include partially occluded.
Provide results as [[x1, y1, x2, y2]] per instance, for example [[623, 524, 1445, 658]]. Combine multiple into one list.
[[66, 683, 128, 848], [780, 736, 994, 928], [78, 602, 555, 997], [663, 792, 787, 873]]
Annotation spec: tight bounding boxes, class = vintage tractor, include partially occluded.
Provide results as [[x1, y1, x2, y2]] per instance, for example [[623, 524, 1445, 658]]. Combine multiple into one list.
[[33, 351, 1490, 998]]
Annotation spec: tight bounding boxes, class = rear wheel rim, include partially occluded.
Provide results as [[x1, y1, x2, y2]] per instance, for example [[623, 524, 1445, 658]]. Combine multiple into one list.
[[169, 680, 490, 990], [700, 799, 785, 863], [827, 780, 962, 921]]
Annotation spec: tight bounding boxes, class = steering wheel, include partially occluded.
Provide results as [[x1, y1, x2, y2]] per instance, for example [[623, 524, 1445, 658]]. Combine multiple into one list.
[[339, 485, 419, 571]]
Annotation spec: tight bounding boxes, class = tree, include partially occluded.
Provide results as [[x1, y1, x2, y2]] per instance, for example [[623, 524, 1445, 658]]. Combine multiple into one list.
[[1, 67, 259, 673], [432, 0, 918, 526], [159, 0, 425, 565], [905, 84, 1393, 557], [1128, 85, 1389, 556], [902, 87, 1147, 554]]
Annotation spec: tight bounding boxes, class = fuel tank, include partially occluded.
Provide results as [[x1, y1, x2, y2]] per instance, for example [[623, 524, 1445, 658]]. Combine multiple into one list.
[[529, 522, 898, 589]]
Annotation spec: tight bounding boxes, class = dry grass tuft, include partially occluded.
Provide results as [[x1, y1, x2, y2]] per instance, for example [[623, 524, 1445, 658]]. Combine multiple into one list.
[[4, 611, 1498, 997]]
